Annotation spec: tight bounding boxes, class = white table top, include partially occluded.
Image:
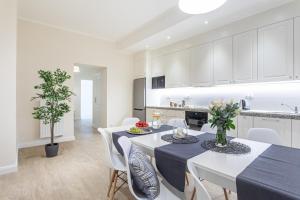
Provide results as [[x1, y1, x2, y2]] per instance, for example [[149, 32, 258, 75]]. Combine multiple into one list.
[[105, 126, 271, 192]]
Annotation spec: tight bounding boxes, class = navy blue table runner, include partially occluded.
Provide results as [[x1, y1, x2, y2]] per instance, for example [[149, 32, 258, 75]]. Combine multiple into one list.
[[237, 145, 300, 200], [112, 125, 173, 155], [154, 133, 218, 192], [113, 126, 300, 199]]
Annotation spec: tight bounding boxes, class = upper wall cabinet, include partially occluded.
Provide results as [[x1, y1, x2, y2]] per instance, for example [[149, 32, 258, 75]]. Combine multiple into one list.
[[151, 55, 166, 77], [190, 44, 213, 86], [233, 30, 258, 83], [133, 53, 146, 78], [164, 49, 190, 88], [258, 20, 294, 82], [295, 17, 300, 80], [213, 37, 233, 85]]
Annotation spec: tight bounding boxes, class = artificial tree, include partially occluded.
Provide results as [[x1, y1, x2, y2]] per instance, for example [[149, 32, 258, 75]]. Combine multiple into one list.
[[32, 69, 73, 157]]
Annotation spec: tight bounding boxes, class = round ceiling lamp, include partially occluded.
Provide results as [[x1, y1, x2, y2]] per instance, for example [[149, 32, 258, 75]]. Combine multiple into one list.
[[178, 0, 227, 14]]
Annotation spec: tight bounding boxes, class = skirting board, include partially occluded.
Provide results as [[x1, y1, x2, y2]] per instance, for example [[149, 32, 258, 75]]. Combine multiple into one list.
[[17, 135, 76, 149], [0, 160, 18, 176]]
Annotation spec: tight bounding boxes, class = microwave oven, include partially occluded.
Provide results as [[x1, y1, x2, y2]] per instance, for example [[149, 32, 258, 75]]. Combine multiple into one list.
[[152, 76, 165, 89]]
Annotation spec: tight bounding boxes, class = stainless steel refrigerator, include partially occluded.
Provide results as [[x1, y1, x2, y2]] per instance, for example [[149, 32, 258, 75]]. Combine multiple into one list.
[[133, 78, 146, 121]]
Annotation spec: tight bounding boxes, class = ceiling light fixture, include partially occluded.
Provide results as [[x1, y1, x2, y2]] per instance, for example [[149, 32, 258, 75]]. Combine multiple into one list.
[[178, 0, 227, 15], [73, 66, 80, 73], [204, 20, 209, 24], [166, 36, 171, 40]]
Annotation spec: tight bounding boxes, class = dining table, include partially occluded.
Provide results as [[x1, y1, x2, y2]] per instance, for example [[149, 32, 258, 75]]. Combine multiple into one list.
[[105, 125, 300, 200]]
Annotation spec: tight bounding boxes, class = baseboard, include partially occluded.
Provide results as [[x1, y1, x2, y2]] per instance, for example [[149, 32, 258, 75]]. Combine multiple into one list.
[[17, 135, 76, 149], [0, 160, 18, 176]]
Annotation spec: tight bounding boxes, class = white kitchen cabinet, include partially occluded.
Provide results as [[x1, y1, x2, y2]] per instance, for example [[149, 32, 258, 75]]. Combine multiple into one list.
[[213, 37, 233, 85], [165, 109, 185, 119], [292, 120, 300, 149], [233, 30, 258, 83], [258, 20, 293, 82], [295, 17, 300, 80], [133, 53, 146, 78], [237, 116, 254, 139], [151, 55, 166, 77], [253, 117, 292, 147], [146, 108, 185, 124], [190, 44, 213, 86], [164, 49, 190, 88]]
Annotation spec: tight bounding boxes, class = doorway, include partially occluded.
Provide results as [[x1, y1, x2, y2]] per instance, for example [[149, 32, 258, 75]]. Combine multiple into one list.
[[81, 80, 93, 120], [74, 64, 107, 135]]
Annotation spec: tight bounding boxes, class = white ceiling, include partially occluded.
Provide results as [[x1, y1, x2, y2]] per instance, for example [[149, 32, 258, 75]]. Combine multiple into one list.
[[18, 0, 294, 51], [18, 0, 178, 41]]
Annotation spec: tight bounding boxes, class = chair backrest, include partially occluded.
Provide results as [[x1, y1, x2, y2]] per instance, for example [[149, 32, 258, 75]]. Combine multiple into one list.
[[98, 128, 115, 169], [247, 128, 282, 145], [187, 160, 212, 200], [167, 118, 187, 128], [201, 123, 217, 134], [122, 117, 140, 126], [118, 136, 148, 200]]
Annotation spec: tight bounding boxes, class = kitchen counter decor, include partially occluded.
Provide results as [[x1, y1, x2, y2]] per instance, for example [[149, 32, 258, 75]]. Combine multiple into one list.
[[209, 100, 240, 147]]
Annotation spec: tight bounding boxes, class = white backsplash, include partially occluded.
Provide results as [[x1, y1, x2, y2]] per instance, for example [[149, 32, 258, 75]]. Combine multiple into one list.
[[147, 81, 300, 112]]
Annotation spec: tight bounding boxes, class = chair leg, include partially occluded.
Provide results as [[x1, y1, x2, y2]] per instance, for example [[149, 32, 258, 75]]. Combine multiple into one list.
[[191, 187, 196, 200], [185, 172, 190, 186], [223, 188, 229, 200], [110, 170, 119, 200], [107, 170, 117, 197]]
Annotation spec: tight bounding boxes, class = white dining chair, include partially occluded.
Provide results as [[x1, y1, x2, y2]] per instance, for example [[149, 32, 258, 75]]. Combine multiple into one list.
[[118, 136, 182, 200], [121, 117, 140, 126], [98, 128, 127, 200], [187, 160, 212, 200], [247, 128, 282, 145], [167, 118, 188, 129], [200, 123, 217, 134]]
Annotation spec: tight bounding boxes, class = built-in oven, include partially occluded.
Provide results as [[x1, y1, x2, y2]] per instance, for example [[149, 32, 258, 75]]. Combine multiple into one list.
[[185, 111, 208, 131]]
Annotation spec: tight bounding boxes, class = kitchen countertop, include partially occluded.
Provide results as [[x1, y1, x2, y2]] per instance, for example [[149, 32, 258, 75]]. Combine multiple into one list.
[[146, 106, 300, 120]]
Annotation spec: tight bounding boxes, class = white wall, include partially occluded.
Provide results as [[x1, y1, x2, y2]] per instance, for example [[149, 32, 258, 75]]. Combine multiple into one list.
[[17, 20, 133, 148], [0, 0, 17, 174]]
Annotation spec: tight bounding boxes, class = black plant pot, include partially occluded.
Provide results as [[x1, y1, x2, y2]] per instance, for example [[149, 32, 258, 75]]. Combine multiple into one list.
[[45, 143, 59, 158]]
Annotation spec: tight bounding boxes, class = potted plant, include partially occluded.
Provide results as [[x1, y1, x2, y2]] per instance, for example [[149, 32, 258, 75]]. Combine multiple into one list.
[[208, 100, 240, 147], [32, 69, 74, 157]]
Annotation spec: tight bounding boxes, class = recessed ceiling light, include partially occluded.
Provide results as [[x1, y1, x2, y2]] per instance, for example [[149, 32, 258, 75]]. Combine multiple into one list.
[[204, 20, 209, 24], [166, 36, 171, 40], [73, 66, 80, 73], [179, 0, 227, 15]]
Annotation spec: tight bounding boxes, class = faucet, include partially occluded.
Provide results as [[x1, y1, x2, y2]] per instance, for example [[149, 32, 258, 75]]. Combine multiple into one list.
[[281, 103, 299, 114]]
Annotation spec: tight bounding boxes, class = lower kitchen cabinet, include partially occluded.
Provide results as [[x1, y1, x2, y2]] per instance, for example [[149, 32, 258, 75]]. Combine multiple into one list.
[[237, 116, 254, 139], [292, 120, 300, 149], [146, 108, 185, 124], [253, 117, 292, 147]]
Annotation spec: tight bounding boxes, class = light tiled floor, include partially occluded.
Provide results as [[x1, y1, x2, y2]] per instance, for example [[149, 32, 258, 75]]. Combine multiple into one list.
[[0, 120, 237, 200]]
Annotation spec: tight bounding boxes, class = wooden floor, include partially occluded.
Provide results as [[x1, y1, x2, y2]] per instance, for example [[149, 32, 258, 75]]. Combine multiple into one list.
[[0, 120, 237, 200]]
